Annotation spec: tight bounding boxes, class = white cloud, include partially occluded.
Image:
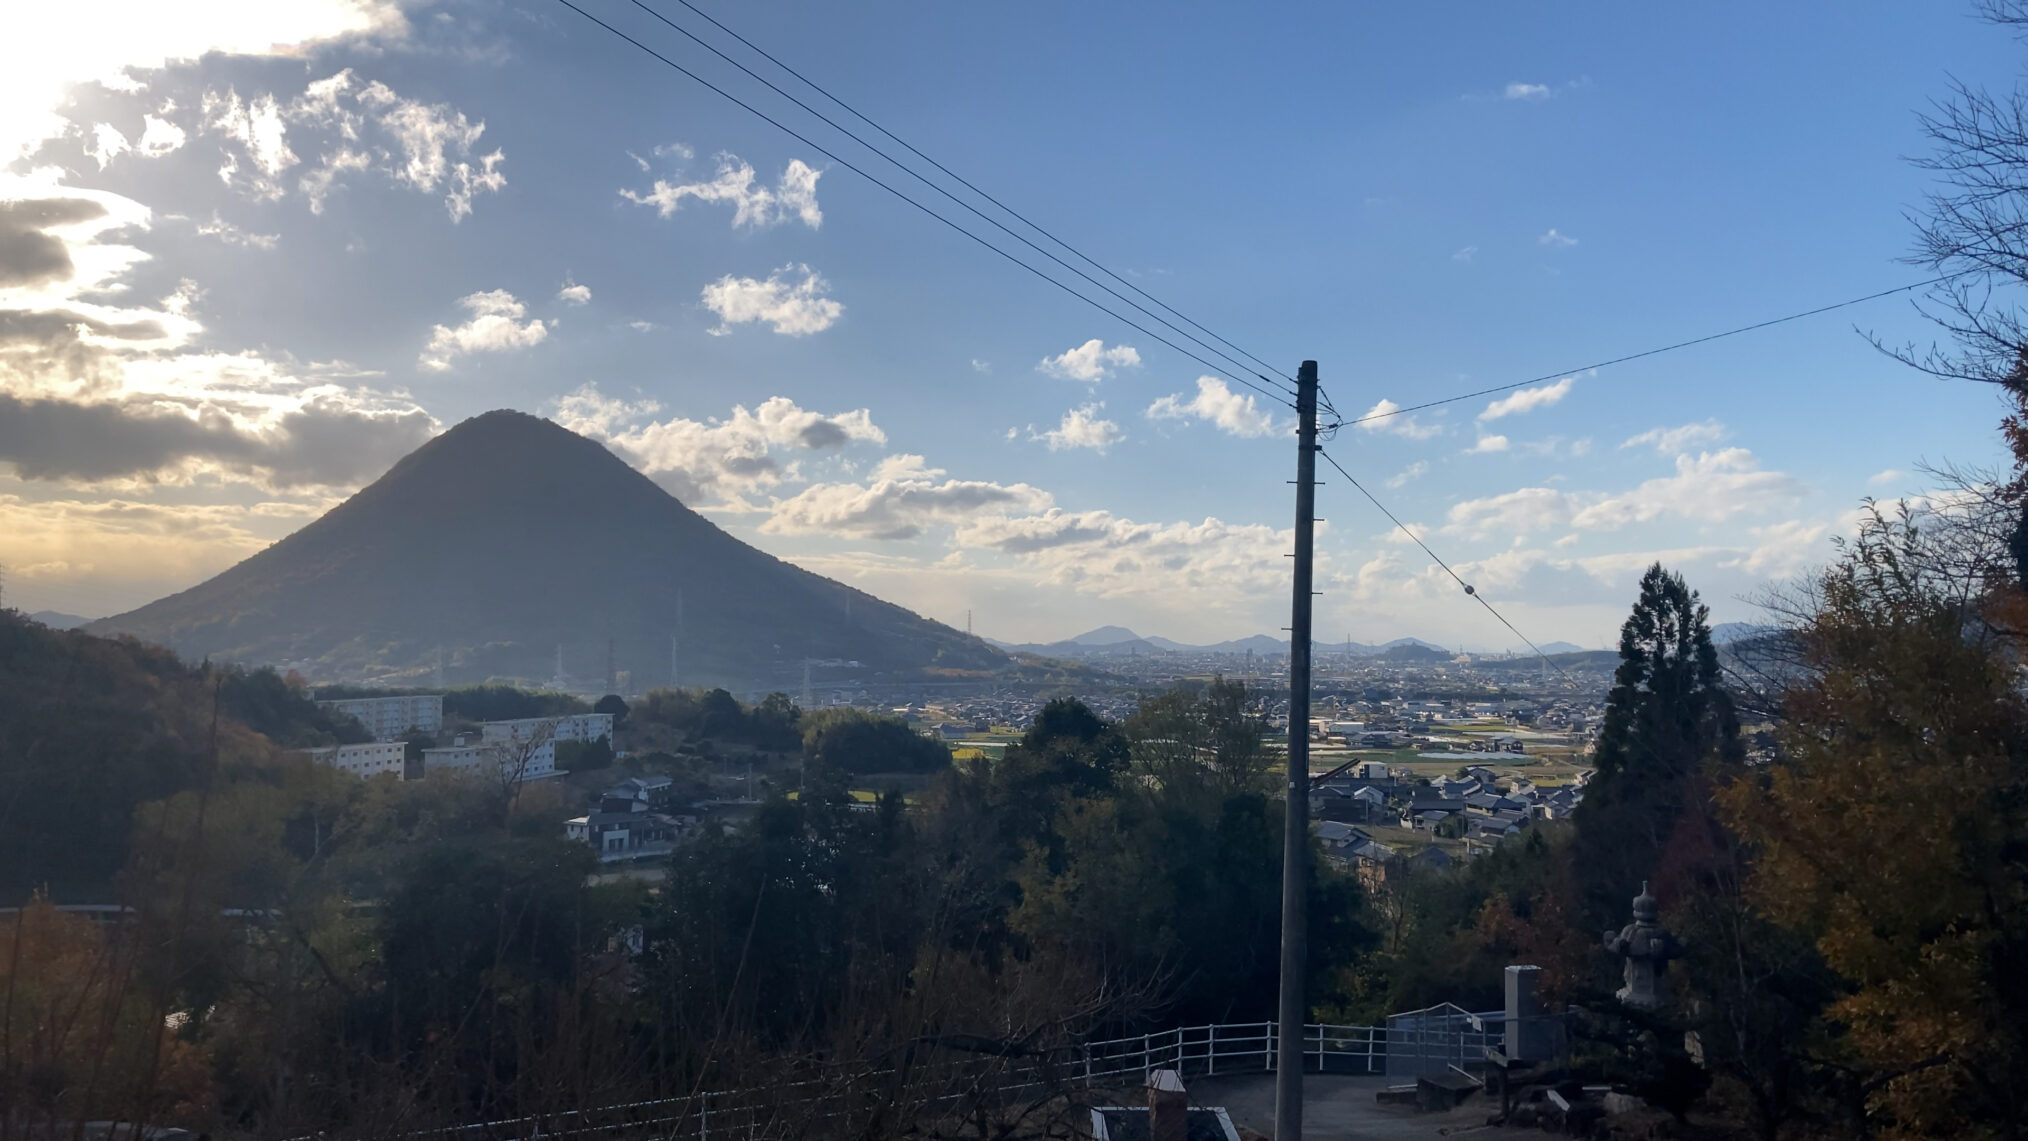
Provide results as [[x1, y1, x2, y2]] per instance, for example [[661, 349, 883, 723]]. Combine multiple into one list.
[[1356, 398, 1444, 440], [189, 69, 506, 220], [701, 264, 840, 336], [0, 1, 407, 163], [766, 470, 1054, 541], [970, 359, 991, 374], [1445, 447, 1806, 540], [193, 212, 277, 249], [1621, 419, 1726, 456], [1469, 434, 1510, 454], [622, 154, 823, 229], [556, 382, 884, 506], [1504, 82, 1552, 101], [203, 88, 297, 199], [1722, 519, 1831, 578], [1539, 228, 1578, 248], [1146, 376, 1280, 438], [1452, 245, 1477, 262], [1385, 461, 1428, 489], [419, 289, 547, 370], [135, 111, 187, 158], [1035, 403, 1124, 452], [557, 277, 591, 306], [1868, 468, 1906, 486], [1479, 377, 1573, 421], [952, 508, 1301, 604], [1039, 339, 1140, 382]]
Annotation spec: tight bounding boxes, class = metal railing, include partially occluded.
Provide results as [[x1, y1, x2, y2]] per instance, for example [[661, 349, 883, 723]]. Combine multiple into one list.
[[401, 1016, 1497, 1140]]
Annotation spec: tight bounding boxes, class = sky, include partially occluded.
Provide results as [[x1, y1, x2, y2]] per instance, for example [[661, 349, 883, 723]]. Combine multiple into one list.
[[1, 0, 2022, 650]]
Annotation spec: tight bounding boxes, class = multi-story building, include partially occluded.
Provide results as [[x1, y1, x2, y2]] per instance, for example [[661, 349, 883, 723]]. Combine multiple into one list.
[[421, 740, 559, 783], [316, 694, 444, 741], [301, 741, 407, 779], [479, 712, 614, 749]]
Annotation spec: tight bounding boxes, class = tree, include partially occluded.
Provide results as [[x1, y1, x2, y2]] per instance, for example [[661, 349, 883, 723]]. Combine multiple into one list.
[[593, 693, 629, 730], [556, 733, 615, 772], [1722, 505, 2028, 1137], [802, 708, 949, 775], [1571, 563, 1742, 930]]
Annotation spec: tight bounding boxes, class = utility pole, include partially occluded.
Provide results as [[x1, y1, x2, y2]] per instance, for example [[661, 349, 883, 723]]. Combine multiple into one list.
[[1276, 360, 1319, 1141]]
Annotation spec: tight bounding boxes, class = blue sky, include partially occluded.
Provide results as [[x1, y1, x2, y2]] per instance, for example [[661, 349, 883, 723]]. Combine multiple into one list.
[[1, 0, 2020, 648]]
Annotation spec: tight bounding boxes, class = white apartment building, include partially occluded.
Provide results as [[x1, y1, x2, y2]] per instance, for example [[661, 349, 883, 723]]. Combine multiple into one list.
[[422, 740, 559, 783], [301, 741, 407, 779], [317, 694, 444, 741], [479, 712, 614, 749]]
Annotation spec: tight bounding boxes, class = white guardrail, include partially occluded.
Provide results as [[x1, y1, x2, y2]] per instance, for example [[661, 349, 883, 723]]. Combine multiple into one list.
[[402, 1013, 1497, 1141]]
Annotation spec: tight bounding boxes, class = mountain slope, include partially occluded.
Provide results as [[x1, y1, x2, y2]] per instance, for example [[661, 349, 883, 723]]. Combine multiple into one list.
[[90, 411, 1006, 689]]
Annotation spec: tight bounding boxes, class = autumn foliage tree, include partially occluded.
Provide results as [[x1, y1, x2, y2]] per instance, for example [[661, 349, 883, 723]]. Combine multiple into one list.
[[1722, 505, 2028, 1137]]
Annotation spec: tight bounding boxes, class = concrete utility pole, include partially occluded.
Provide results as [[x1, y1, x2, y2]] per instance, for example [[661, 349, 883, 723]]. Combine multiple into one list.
[[1276, 360, 1319, 1140]]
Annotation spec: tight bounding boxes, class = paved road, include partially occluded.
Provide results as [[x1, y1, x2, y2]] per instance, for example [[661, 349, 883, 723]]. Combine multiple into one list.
[[1180, 1073, 1507, 1140]]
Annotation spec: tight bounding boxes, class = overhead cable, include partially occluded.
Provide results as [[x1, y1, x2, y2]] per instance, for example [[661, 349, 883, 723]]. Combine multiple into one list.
[[628, 0, 1291, 395], [652, 0, 1296, 387], [1342, 274, 1963, 428], [552, 0, 1294, 406], [1316, 446, 1579, 686]]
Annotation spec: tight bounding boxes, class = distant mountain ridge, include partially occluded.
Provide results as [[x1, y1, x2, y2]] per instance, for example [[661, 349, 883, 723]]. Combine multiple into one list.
[[987, 627, 1455, 659], [27, 610, 91, 630], [89, 411, 1006, 690]]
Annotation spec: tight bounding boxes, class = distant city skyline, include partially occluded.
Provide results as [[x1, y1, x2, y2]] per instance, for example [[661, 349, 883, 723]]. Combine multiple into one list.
[[1, 1, 2018, 647]]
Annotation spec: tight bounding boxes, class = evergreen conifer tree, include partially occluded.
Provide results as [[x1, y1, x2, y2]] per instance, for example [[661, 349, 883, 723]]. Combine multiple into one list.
[[1572, 563, 1742, 930]]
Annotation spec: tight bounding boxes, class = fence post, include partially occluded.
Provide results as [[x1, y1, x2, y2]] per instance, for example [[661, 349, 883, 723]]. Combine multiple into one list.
[[700, 1091, 709, 1141], [1208, 1024, 1217, 1077]]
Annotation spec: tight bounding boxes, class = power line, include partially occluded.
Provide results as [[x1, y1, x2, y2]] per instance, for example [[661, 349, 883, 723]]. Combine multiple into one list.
[[652, 0, 1295, 387], [551, 0, 1294, 407], [627, 0, 1292, 395], [1315, 446, 1579, 686], [1339, 274, 1962, 428]]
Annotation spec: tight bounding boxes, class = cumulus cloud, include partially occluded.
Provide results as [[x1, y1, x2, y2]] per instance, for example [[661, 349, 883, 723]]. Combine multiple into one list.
[[1039, 339, 1140, 382], [1722, 519, 1832, 578], [0, 197, 111, 286], [1145, 376, 1280, 438], [953, 508, 1299, 602], [1445, 447, 1806, 540], [765, 466, 1053, 541], [1504, 82, 1552, 101], [555, 381, 884, 506], [622, 153, 823, 228], [191, 69, 505, 220], [1868, 468, 1906, 486], [1355, 398, 1444, 440], [0, 0, 406, 162], [419, 289, 547, 370], [1468, 434, 1510, 454], [0, 391, 434, 488], [700, 264, 841, 336], [1034, 403, 1124, 452], [557, 277, 591, 306], [1539, 228, 1578, 248], [1478, 376, 1572, 420], [1621, 419, 1726, 455]]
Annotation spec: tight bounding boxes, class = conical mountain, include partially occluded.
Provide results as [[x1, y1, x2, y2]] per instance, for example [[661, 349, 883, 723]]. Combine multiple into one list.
[[89, 410, 1007, 689]]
